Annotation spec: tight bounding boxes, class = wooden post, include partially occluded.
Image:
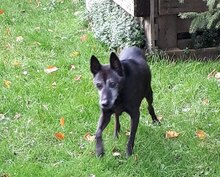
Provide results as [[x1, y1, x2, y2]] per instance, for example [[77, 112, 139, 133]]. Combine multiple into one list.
[[144, 0, 155, 51]]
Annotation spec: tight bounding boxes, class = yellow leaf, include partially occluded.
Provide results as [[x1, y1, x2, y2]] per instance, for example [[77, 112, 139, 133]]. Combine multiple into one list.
[[196, 130, 206, 139], [3, 80, 11, 88], [74, 75, 81, 81], [12, 60, 21, 67], [54, 132, 65, 140], [165, 130, 180, 139], [84, 132, 95, 142], [70, 51, 80, 58], [60, 117, 65, 127], [44, 66, 58, 74]]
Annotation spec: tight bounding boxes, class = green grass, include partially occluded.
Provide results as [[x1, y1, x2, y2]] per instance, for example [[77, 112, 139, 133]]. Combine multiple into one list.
[[0, 1, 220, 176]]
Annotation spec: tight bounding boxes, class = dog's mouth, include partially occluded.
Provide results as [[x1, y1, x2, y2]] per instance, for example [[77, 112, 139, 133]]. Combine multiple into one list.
[[100, 100, 114, 110]]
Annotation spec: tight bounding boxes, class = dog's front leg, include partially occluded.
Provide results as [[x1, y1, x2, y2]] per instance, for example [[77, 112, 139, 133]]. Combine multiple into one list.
[[127, 110, 140, 156], [95, 111, 111, 157]]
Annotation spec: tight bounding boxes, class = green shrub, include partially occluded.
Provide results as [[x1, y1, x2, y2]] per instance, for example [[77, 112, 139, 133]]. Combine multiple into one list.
[[87, 0, 145, 49]]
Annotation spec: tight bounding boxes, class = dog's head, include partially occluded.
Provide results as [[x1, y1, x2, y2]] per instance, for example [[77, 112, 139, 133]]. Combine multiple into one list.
[[90, 52, 124, 110]]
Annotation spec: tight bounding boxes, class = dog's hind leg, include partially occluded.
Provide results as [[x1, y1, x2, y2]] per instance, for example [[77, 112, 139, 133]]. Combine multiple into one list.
[[114, 113, 120, 138], [146, 87, 160, 124], [127, 110, 140, 156]]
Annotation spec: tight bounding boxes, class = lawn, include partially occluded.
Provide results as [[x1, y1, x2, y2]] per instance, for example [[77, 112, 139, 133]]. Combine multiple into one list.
[[0, 0, 220, 177]]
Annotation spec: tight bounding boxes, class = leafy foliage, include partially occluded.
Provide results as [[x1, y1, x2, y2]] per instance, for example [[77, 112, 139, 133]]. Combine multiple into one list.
[[180, 0, 220, 33], [87, 0, 145, 49]]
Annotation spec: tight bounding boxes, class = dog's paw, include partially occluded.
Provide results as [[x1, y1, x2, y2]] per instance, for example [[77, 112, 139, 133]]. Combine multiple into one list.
[[96, 146, 104, 157]]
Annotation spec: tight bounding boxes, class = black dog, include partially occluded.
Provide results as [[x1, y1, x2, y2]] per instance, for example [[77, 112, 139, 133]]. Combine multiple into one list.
[[90, 46, 160, 156]]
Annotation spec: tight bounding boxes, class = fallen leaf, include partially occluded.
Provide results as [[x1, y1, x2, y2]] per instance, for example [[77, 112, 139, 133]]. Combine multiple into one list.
[[112, 151, 121, 157], [16, 36, 24, 42], [165, 130, 180, 139], [12, 60, 21, 67], [84, 132, 95, 142], [125, 130, 130, 136], [44, 66, 58, 74], [207, 69, 216, 79], [52, 82, 57, 87], [23, 71, 28, 75], [74, 75, 81, 81], [70, 64, 76, 70], [54, 132, 65, 140], [215, 72, 220, 82], [202, 98, 209, 105], [48, 29, 53, 32], [14, 113, 21, 119], [80, 34, 88, 42], [157, 115, 163, 121], [1, 173, 10, 177], [196, 130, 206, 139], [70, 51, 80, 58], [0, 9, 4, 14], [3, 80, 11, 88], [60, 117, 65, 127]]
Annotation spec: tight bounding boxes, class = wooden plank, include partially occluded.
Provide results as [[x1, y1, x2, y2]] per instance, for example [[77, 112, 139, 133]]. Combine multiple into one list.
[[157, 15, 177, 49], [177, 18, 191, 33], [113, 0, 150, 17], [159, 0, 207, 15], [166, 47, 220, 60], [143, 0, 155, 51]]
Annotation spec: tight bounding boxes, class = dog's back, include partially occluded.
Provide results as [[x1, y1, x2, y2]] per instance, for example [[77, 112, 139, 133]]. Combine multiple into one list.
[[119, 47, 152, 107]]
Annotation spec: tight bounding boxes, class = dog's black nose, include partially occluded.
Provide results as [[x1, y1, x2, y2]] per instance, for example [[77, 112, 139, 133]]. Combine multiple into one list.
[[101, 100, 110, 108]]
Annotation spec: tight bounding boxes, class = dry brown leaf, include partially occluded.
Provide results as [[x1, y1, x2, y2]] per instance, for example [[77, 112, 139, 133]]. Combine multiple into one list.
[[202, 98, 209, 105], [0, 9, 4, 14], [14, 113, 21, 119], [80, 34, 88, 42], [165, 130, 180, 139], [196, 130, 206, 139], [84, 132, 95, 142], [44, 66, 58, 74], [60, 117, 65, 127], [12, 60, 21, 67], [54, 132, 65, 140], [3, 80, 11, 88], [74, 75, 81, 81]]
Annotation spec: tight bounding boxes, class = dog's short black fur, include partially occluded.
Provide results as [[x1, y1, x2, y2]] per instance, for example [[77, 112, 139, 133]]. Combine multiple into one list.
[[90, 46, 160, 156]]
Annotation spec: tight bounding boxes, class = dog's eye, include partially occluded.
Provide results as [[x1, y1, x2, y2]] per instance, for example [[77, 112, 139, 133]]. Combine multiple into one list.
[[109, 82, 117, 88], [96, 83, 102, 89]]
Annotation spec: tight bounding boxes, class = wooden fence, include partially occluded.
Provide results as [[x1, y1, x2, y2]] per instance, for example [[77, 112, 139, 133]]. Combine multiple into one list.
[[113, 0, 220, 59]]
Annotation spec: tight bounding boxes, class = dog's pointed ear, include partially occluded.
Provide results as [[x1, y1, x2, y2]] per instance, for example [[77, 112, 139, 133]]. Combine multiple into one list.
[[90, 55, 101, 75], [110, 52, 123, 76]]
